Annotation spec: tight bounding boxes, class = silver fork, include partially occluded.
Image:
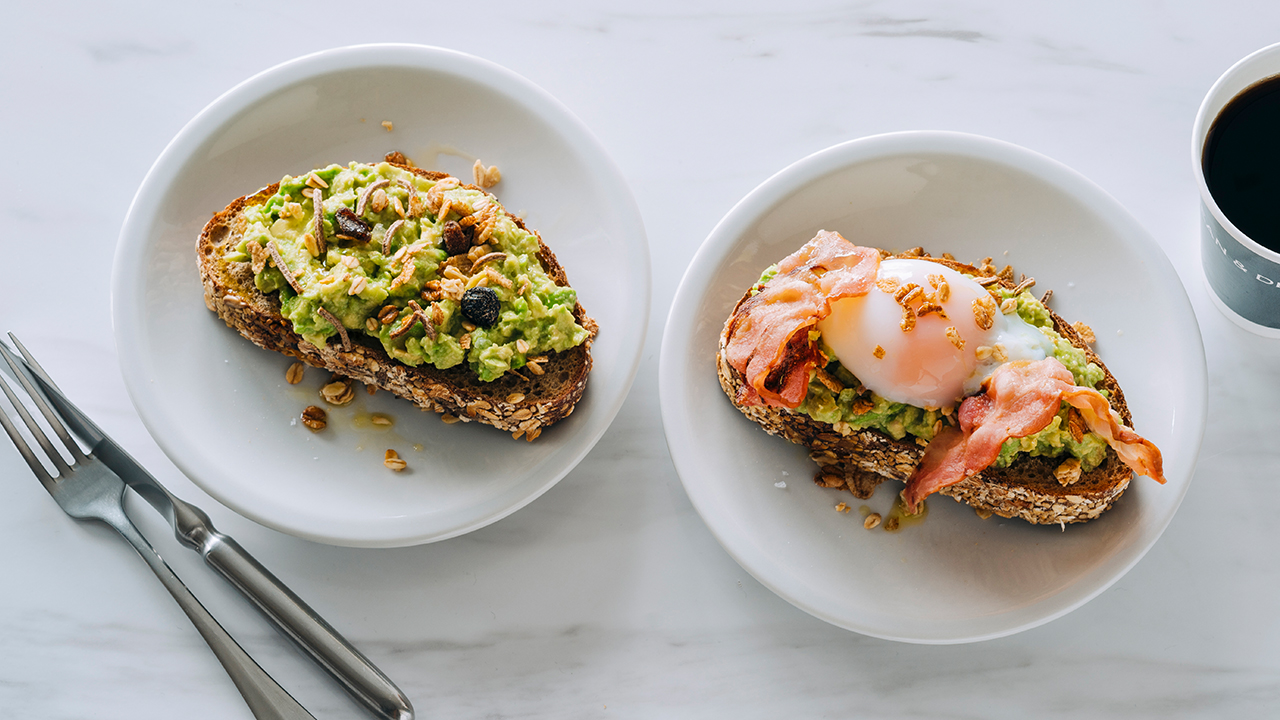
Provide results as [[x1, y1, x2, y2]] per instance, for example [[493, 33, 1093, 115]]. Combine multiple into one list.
[[0, 348, 315, 719]]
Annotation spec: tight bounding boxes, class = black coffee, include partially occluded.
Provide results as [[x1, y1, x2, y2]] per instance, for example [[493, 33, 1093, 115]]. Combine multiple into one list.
[[1204, 74, 1280, 252]]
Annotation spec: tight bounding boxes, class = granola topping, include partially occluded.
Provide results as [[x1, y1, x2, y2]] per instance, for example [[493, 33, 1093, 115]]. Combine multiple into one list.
[[227, 161, 589, 383]]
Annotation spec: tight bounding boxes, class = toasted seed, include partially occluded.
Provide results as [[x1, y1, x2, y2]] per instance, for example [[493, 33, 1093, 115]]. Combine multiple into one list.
[[348, 275, 367, 296], [1055, 457, 1083, 486], [817, 473, 843, 488], [813, 367, 843, 392], [899, 308, 916, 332], [876, 276, 900, 295], [470, 251, 506, 271], [370, 413, 393, 427], [320, 379, 355, 406], [306, 172, 329, 189], [223, 294, 247, 309], [408, 192, 426, 218], [972, 294, 997, 331], [1072, 321, 1096, 344], [301, 406, 327, 431], [285, 362, 305, 385], [356, 179, 390, 217], [441, 414, 460, 425], [525, 427, 541, 442], [315, 307, 351, 351], [266, 241, 302, 293], [526, 361, 544, 376], [384, 449, 407, 471], [515, 338, 530, 354], [370, 188, 389, 213], [303, 232, 320, 258], [365, 317, 378, 333], [1011, 276, 1037, 295], [1000, 297, 1017, 314], [864, 513, 882, 530], [506, 392, 525, 404], [486, 267, 513, 289]]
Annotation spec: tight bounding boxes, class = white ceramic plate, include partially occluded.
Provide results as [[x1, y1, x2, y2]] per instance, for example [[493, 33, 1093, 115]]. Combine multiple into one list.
[[113, 45, 649, 547], [659, 131, 1205, 643]]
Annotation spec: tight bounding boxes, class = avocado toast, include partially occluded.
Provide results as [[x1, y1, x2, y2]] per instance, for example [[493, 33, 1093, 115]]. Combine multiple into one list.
[[199, 158, 596, 440], [717, 236, 1162, 525]]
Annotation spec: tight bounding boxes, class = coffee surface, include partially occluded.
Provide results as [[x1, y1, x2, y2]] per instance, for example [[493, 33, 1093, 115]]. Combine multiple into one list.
[[1204, 74, 1280, 253]]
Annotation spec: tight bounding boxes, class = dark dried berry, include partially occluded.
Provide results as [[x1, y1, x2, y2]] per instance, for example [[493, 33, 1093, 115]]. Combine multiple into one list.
[[460, 286, 500, 327], [334, 208, 372, 243], [442, 220, 471, 256]]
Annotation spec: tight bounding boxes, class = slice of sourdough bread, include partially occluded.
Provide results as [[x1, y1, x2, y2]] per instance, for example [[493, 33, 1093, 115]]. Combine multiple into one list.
[[716, 253, 1133, 525], [198, 163, 597, 439]]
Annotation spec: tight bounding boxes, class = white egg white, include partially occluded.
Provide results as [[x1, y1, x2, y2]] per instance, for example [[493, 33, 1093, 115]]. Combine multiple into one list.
[[817, 259, 1052, 409]]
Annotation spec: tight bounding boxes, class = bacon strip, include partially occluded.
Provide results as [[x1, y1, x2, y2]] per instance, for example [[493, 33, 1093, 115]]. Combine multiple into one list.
[[903, 358, 1165, 511], [1061, 387, 1165, 485], [724, 231, 880, 408]]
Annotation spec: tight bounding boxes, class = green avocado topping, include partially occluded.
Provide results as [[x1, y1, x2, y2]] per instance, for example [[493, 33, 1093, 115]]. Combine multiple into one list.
[[757, 264, 1110, 471], [224, 162, 589, 382]]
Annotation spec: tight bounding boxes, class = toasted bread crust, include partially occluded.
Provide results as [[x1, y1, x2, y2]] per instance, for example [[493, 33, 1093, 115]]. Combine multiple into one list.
[[198, 164, 597, 437], [716, 253, 1132, 525]]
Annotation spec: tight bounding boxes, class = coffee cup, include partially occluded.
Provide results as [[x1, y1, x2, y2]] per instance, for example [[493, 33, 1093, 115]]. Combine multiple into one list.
[[1194, 42, 1280, 337]]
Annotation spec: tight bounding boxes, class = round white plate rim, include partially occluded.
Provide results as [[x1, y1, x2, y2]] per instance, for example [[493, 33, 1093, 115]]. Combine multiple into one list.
[[113, 44, 650, 546], [659, 130, 1207, 643]]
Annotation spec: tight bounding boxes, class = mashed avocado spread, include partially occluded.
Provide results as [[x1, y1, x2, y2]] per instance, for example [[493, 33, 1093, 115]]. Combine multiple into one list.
[[751, 264, 1110, 471], [224, 162, 589, 382]]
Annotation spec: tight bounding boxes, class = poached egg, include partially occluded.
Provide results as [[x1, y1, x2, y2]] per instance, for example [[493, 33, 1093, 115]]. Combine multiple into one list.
[[816, 259, 1052, 409]]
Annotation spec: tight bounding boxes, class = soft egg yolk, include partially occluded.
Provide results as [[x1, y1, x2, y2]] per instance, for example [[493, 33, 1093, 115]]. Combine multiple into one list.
[[817, 259, 1048, 409]]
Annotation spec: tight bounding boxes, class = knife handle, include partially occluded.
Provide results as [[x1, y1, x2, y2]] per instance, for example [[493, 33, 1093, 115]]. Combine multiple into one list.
[[176, 508, 413, 720]]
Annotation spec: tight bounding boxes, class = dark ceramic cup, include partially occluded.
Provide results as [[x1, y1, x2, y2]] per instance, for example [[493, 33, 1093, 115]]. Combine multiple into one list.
[[1194, 42, 1280, 337]]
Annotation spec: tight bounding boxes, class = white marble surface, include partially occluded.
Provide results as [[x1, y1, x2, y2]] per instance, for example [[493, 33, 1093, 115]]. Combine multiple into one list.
[[2, 2, 1279, 717]]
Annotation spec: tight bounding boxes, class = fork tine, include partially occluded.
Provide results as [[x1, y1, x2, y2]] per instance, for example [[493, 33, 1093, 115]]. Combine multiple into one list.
[[0, 339, 88, 464], [0, 381, 58, 490], [0, 348, 75, 478]]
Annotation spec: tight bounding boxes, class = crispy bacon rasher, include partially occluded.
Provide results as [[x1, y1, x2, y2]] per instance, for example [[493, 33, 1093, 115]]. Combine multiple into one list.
[[723, 231, 880, 408], [903, 358, 1165, 511]]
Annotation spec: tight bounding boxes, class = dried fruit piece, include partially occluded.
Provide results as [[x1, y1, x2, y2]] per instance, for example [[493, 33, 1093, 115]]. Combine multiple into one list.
[[460, 286, 500, 327], [334, 208, 372, 243], [442, 220, 471, 256]]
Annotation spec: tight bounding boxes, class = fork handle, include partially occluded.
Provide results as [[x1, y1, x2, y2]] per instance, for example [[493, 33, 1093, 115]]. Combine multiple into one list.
[[108, 517, 316, 720], [199, 532, 414, 720]]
